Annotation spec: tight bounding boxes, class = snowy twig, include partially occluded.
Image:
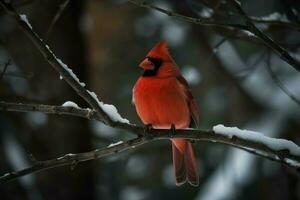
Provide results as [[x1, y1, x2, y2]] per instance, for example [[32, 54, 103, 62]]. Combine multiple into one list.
[[230, 0, 300, 73], [1, 0, 300, 184], [0, 0, 117, 125], [0, 121, 299, 183], [250, 17, 300, 32], [0, 101, 99, 120]]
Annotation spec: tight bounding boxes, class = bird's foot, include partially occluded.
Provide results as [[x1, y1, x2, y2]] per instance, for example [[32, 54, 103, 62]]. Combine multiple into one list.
[[170, 124, 176, 138], [143, 124, 153, 135]]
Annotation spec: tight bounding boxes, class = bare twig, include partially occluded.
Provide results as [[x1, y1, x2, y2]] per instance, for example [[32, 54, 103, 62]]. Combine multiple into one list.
[[265, 53, 300, 106], [0, 59, 11, 80], [45, 0, 70, 40], [128, 0, 248, 30], [250, 17, 300, 32], [128, 0, 300, 72]]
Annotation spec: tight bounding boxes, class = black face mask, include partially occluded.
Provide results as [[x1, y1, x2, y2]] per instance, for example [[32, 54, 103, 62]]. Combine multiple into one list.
[[142, 57, 163, 77]]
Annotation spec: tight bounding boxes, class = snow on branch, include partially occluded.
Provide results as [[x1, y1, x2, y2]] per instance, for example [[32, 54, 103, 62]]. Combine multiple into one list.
[[0, 0, 130, 125], [0, 0, 300, 184], [230, 0, 300, 73], [0, 112, 299, 183], [213, 125, 300, 156]]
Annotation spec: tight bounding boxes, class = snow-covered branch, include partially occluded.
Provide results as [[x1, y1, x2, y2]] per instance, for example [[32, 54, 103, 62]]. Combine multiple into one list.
[[0, 0, 299, 184], [0, 0, 123, 126], [230, 0, 300, 73], [0, 101, 99, 120], [0, 119, 299, 183]]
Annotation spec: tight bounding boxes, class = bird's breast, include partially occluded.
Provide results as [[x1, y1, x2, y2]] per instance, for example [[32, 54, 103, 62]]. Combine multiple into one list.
[[133, 77, 190, 129]]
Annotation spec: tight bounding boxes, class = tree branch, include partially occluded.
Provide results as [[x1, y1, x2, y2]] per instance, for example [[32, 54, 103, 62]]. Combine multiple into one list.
[[0, 0, 116, 126], [127, 0, 248, 30], [0, 101, 300, 173], [0, 101, 99, 120], [230, 0, 300, 72], [127, 0, 300, 73], [0, 119, 299, 183], [250, 17, 300, 32], [1, 0, 300, 185], [0, 59, 11, 80]]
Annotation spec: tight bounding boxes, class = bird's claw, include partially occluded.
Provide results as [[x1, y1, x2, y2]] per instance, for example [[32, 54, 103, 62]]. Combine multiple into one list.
[[170, 124, 176, 137], [143, 124, 153, 135]]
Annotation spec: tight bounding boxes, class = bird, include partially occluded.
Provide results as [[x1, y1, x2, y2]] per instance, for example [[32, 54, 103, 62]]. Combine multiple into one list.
[[132, 40, 199, 186]]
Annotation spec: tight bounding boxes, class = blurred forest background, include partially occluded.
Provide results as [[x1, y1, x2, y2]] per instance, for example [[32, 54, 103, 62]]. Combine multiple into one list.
[[0, 0, 300, 199]]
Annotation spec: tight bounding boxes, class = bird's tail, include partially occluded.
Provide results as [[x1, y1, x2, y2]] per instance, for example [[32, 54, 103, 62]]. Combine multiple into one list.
[[172, 139, 199, 186]]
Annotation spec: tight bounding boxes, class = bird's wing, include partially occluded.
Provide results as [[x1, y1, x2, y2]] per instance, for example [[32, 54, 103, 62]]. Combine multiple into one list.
[[176, 75, 200, 127]]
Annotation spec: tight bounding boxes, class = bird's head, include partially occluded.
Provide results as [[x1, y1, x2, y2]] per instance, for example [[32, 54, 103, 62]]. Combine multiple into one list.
[[139, 40, 179, 77]]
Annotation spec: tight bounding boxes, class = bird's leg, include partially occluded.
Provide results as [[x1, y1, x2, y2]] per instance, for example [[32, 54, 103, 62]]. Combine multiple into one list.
[[170, 124, 176, 138]]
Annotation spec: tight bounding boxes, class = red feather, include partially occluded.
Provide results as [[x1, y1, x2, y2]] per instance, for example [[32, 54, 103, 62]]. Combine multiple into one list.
[[133, 41, 199, 186]]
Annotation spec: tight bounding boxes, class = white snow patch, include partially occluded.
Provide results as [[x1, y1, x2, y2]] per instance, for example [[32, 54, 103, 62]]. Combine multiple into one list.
[[108, 141, 123, 147], [285, 158, 300, 168], [56, 58, 86, 87], [19, 14, 32, 29], [242, 30, 256, 37], [62, 101, 80, 108], [255, 12, 288, 22], [87, 90, 130, 123], [213, 124, 300, 156]]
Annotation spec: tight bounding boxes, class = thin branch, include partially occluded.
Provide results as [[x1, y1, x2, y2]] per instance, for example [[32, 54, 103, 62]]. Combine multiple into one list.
[[0, 0, 115, 125], [250, 17, 300, 32], [45, 0, 70, 41], [0, 59, 11, 80], [127, 0, 300, 73], [195, 1, 300, 32], [0, 121, 300, 183], [1, 0, 300, 184], [127, 0, 248, 30], [230, 0, 300, 73], [0, 101, 99, 120], [265, 53, 300, 106], [0, 137, 148, 183], [0, 102, 300, 172]]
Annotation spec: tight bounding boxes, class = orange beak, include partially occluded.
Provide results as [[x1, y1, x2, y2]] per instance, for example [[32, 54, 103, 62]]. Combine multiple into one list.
[[139, 58, 154, 70]]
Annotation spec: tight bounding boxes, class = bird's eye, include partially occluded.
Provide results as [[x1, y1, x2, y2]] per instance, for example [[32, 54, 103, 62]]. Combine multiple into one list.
[[147, 57, 162, 68]]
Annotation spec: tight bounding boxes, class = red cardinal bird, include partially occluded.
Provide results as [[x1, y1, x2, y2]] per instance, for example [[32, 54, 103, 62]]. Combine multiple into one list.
[[132, 40, 199, 186]]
